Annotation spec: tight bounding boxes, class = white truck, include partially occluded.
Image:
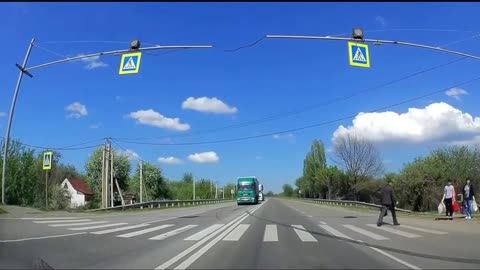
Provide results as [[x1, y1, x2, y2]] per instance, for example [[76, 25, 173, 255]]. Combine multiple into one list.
[[258, 184, 265, 201]]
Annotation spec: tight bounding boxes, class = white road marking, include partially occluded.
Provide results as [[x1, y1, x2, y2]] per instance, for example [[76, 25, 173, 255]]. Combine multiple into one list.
[[22, 217, 80, 220], [68, 223, 127, 231], [318, 224, 353, 240], [292, 225, 318, 242], [319, 221, 327, 225], [367, 224, 422, 238], [33, 219, 91, 224], [117, 224, 174, 238], [49, 221, 107, 227], [223, 224, 250, 241], [174, 212, 258, 269], [263, 224, 278, 242], [156, 213, 249, 270], [307, 215, 313, 218], [342, 225, 389, 240], [358, 240, 422, 270], [397, 224, 448, 235], [149, 225, 198, 241], [158, 203, 265, 270], [184, 224, 224, 241], [0, 232, 87, 243], [90, 224, 150, 235]]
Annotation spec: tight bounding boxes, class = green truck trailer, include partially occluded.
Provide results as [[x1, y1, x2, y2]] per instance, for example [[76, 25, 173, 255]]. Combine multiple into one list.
[[236, 176, 259, 205]]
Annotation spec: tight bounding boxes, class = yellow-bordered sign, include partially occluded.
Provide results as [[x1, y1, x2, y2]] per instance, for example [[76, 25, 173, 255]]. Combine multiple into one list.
[[348, 42, 370, 68], [119, 51, 142, 75], [43, 151, 53, 170]]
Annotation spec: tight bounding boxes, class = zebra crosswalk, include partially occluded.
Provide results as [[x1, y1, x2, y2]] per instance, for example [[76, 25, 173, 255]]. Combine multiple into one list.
[[27, 217, 449, 244]]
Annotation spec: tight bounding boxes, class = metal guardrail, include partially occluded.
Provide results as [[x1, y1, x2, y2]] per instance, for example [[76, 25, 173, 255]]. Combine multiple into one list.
[[295, 198, 414, 213], [87, 199, 233, 212]]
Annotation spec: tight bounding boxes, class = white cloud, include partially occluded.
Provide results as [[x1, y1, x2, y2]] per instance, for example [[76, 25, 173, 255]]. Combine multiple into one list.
[[375, 16, 387, 28], [158, 156, 183, 164], [65, 102, 88, 118], [187, 151, 220, 163], [0, 112, 6, 117], [78, 55, 108, 70], [118, 149, 140, 161], [89, 123, 102, 129], [272, 133, 296, 142], [128, 109, 190, 131], [445, 87, 468, 100], [182, 97, 238, 114], [332, 102, 480, 144]]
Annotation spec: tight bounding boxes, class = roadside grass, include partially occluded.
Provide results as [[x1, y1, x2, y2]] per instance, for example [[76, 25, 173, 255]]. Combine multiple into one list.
[[0, 207, 7, 214]]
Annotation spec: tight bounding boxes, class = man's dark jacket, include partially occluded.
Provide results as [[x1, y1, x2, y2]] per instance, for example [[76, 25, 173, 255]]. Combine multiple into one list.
[[381, 185, 395, 205]]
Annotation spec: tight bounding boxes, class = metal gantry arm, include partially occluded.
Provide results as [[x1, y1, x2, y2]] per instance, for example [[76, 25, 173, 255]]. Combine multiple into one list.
[[1, 39, 213, 205], [265, 34, 480, 61]]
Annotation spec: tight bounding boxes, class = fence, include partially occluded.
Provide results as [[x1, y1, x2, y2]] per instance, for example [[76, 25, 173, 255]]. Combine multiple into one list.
[[87, 198, 233, 212], [294, 198, 414, 213]]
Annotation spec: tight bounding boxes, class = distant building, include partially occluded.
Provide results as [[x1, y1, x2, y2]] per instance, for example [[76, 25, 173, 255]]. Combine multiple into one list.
[[60, 178, 94, 208]]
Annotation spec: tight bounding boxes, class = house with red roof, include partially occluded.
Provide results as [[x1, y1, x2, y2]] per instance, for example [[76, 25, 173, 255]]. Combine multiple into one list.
[[60, 178, 94, 208]]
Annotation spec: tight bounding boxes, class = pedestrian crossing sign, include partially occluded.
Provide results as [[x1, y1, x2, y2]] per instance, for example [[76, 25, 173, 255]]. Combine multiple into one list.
[[119, 51, 142, 75], [43, 151, 53, 170], [348, 42, 370, 68]]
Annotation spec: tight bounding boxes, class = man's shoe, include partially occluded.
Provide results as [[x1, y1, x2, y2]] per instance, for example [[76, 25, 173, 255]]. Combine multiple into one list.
[[377, 223, 382, 227], [393, 223, 400, 226]]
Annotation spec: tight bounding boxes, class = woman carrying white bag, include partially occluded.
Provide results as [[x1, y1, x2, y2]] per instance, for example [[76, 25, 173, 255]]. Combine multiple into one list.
[[462, 179, 476, 219], [438, 201, 445, 214]]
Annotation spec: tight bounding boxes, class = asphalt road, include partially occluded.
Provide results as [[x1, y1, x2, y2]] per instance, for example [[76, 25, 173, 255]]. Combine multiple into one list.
[[1, 198, 480, 269]]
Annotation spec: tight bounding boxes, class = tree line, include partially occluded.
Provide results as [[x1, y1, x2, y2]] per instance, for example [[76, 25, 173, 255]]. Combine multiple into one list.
[[1, 141, 236, 210], [282, 133, 480, 212]]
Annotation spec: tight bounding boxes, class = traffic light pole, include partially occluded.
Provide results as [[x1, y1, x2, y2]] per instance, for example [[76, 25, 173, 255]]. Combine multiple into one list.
[[1, 39, 213, 205]]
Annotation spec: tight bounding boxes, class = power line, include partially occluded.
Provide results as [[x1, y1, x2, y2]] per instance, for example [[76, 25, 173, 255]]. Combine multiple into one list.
[[114, 75, 480, 147], [0, 136, 105, 151], [113, 56, 467, 142]]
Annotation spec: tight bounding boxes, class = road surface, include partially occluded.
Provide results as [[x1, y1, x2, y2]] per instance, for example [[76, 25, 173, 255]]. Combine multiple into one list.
[[1, 198, 480, 269]]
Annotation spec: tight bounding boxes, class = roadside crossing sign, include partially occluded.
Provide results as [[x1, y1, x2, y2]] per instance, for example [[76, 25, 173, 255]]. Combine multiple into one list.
[[119, 51, 142, 75], [43, 151, 53, 170], [348, 42, 370, 68]]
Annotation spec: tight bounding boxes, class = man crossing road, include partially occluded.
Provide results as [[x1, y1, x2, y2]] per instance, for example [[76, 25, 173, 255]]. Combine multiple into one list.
[[377, 181, 400, 227]]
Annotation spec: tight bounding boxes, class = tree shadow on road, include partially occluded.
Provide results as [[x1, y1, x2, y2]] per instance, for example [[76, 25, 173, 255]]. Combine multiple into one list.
[[247, 211, 480, 266]]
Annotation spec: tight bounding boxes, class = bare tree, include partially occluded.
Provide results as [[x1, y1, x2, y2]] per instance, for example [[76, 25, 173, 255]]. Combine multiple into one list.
[[334, 133, 384, 200]]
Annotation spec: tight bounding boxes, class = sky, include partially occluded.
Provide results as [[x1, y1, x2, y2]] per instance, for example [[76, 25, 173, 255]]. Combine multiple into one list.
[[1, 2, 480, 193]]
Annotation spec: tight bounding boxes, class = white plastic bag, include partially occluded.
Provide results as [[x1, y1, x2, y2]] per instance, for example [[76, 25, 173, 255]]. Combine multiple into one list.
[[438, 202, 445, 214], [472, 200, 478, 212]]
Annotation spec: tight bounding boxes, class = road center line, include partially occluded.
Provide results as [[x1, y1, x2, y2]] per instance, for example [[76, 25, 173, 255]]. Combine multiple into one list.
[[0, 232, 87, 243], [174, 202, 267, 269], [155, 202, 265, 270], [358, 240, 422, 270]]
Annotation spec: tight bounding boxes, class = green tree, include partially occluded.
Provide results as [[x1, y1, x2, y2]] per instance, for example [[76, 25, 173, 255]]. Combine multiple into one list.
[[85, 146, 131, 207], [282, 184, 294, 197], [318, 166, 343, 199], [302, 139, 327, 198], [130, 162, 169, 201]]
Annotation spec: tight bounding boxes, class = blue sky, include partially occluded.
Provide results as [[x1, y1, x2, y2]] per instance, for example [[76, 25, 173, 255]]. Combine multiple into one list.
[[1, 2, 480, 193]]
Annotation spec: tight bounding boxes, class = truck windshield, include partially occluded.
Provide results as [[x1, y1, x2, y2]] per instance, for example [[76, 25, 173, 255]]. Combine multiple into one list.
[[238, 183, 255, 190]]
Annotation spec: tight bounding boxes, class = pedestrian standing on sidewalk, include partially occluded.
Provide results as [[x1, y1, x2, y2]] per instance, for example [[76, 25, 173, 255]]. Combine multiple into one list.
[[377, 181, 400, 227], [462, 179, 475, 220], [441, 180, 455, 220]]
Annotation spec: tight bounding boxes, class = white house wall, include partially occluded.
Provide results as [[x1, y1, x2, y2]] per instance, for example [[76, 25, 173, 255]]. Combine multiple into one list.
[[61, 179, 87, 208]]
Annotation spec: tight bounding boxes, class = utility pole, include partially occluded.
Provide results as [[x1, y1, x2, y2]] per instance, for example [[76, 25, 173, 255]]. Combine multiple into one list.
[[1, 39, 213, 206], [110, 143, 114, 207], [104, 141, 110, 208], [101, 142, 106, 208], [222, 187, 224, 200], [210, 180, 213, 199], [139, 160, 143, 203], [193, 177, 196, 200], [215, 183, 218, 199]]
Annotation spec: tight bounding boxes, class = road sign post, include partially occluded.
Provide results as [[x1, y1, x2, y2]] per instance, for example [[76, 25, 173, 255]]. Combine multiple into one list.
[[348, 42, 370, 68], [43, 151, 52, 209]]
